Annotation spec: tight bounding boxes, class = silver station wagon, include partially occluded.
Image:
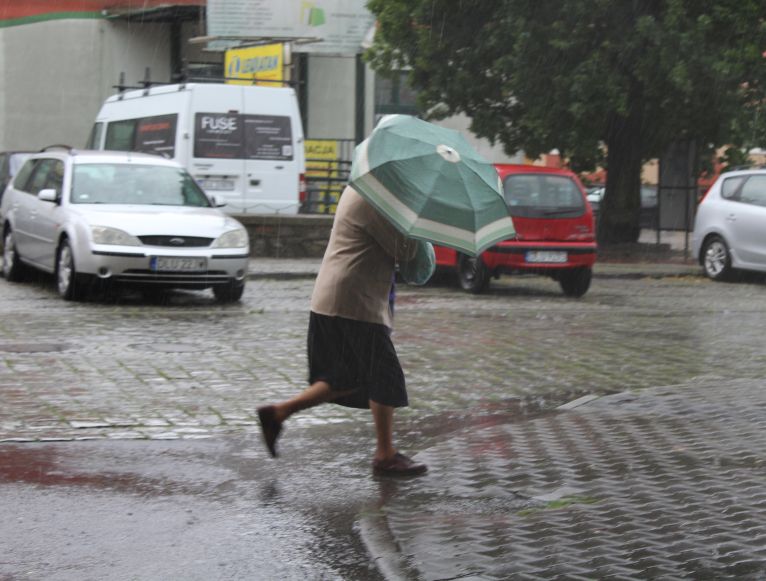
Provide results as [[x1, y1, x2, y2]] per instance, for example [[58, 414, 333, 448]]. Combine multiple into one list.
[[1, 148, 249, 301]]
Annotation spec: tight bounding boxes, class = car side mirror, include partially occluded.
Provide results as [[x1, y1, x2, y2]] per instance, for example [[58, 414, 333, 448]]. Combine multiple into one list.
[[38, 188, 58, 203]]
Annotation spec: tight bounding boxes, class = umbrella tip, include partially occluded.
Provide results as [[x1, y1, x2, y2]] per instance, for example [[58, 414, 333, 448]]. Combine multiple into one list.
[[437, 144, 461, 163]]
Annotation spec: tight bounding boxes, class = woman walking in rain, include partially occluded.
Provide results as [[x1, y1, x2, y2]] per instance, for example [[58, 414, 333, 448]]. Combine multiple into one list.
[[257, 114, 514, 477], [257, 184, 431, 477]]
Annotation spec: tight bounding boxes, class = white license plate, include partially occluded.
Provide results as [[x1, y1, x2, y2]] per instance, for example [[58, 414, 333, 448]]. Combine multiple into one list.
[[199, 179, 235, 191], [525, 250, 567, 263], [150, 256, 207, 272]]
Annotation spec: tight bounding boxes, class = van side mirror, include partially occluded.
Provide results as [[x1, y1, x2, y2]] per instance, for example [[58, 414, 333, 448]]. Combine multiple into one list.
[[208, 194, 227, 208], [38, 188, 58, 203]]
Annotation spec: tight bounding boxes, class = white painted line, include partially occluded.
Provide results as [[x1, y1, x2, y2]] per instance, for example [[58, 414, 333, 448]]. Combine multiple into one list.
[[557, 394, 600, 410]]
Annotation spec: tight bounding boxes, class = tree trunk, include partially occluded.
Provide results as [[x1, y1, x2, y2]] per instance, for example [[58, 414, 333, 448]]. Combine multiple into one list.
[[598, 106, 643, 245]]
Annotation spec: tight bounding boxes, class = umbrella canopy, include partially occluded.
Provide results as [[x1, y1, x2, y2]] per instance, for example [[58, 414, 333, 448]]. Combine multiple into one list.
[[349, 115, 515, 256]]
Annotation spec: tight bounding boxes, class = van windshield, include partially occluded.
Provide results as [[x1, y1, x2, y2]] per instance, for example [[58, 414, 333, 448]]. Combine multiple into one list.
[[71, 163, 211, 207], [194, 113, 294, 160], [503, 174, 585, 219]]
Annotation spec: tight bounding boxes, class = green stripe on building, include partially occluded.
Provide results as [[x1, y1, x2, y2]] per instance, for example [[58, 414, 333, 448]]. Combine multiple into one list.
[[0, 12, 102, 29]]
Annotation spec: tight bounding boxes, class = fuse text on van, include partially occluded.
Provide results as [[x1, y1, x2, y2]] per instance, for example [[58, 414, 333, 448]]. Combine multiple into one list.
[[200, 116, 238, 134]]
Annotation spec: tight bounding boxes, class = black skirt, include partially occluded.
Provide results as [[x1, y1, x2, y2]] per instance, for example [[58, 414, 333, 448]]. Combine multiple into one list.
[[307, 312, 408, 409]]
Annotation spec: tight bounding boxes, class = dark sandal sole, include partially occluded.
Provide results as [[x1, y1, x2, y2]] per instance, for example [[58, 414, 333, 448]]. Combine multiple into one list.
[[257, 406, 282, 458]]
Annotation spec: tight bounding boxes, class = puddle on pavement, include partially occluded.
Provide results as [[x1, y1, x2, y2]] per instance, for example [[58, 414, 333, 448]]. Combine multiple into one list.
[[130, 342, 209, 353], [0, 445, 203, 497], [405, 391, 593, 447], [0, 342, 77, 353]]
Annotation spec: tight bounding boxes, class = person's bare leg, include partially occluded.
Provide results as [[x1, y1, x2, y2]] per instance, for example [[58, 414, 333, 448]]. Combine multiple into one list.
[[258, 381, 353, 457], [370, 400, 427, 476], [272, 380, 334, 422], [370, 400, 396, 462]]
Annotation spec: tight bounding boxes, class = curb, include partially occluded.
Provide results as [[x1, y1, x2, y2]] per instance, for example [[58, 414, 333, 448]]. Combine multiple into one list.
[[246, 267, 704, 282], [357, 512, 416, 581], [247, 271, 319, 281]]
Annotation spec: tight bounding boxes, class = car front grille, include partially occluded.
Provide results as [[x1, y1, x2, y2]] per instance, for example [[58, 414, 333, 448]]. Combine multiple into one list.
[[138, 235, 213, 247], [116, 270, 231, 284]]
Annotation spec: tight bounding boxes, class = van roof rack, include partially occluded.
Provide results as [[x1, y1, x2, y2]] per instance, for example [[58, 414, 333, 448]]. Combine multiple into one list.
[[184, 76, 299, 87], [113, 69, 299, 95]]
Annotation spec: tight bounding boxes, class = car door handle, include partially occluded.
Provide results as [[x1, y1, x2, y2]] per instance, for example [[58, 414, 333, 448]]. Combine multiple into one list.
[[726, 214, 736, 222]]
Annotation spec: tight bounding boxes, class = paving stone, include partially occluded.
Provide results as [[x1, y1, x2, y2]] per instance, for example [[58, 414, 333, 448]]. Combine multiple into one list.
[[370, 379, 766, 579], [2, 263, 766, 578]]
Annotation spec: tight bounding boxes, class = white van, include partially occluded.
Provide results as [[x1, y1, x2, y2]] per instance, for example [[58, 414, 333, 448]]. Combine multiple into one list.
[[87, 83, 306, 215]]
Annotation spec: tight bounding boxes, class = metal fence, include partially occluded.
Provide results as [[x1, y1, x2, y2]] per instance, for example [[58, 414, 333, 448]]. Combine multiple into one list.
[[302, 138, 355, 214]]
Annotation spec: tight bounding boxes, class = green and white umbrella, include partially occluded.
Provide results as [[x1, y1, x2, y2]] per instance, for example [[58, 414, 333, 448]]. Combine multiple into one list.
[[349, 115, 515, 256]]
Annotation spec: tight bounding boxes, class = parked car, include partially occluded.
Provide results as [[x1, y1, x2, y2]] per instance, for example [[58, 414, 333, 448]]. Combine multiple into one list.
[[0, 150, 33, 199], [586, 184, 658, 229], [434, 164, 597, 297], [692, 168, 766, 281], [1, 148, 250, 301]]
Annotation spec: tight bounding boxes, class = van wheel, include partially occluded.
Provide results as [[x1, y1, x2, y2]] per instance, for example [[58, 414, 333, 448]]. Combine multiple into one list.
[[457, 254, 489, 294], [3, 228, 27, 282], [559, 267, 592, 297], [213, 280, 245, 303]]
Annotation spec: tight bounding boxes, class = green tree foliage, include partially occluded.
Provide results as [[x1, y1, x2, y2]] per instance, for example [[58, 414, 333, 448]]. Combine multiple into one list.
[[366, 0, 766, 243]]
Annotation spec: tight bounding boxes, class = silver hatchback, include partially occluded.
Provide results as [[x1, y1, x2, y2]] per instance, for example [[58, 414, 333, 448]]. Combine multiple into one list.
[[692, 169, 766, 281], [1, 148, 250, 301]]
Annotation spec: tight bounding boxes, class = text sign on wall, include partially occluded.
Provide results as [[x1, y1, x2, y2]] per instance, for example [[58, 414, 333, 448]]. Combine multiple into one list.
[[225, 44, 284, 86], [208, 0, 375, 55]]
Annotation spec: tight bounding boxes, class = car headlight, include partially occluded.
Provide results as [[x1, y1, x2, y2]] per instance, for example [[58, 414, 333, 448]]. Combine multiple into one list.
[[91, 226, 141, 246], [212, 228, 249, 249]]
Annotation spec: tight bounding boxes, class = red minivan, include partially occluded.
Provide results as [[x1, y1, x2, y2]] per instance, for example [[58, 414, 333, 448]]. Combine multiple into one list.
[[434, 164, 597, 296]]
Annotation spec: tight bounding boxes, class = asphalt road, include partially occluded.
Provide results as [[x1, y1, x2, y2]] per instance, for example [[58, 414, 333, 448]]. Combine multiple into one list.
[[1, 266, 765, 579]]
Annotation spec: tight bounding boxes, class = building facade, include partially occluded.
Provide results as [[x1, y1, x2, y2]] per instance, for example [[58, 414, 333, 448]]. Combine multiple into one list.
[[0, 1, 518, 165]]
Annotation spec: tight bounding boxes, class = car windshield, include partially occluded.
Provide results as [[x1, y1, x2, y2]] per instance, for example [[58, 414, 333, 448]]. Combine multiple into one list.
[[503, 174, 585, 218], [71, 163, 211, 207]]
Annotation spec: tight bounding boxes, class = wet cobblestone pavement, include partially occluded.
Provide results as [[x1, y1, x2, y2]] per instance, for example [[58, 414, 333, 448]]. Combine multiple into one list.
[[364, 379, 766, 579], [2, 260, 766, 579]]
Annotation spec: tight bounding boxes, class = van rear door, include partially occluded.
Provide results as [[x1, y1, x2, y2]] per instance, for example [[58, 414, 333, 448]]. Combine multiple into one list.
[[190, 87, 248, 212], [241, 87, 303, 214], [190, 85, 303, 215]]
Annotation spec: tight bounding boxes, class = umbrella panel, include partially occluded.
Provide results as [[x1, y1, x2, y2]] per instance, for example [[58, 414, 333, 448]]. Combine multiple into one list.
[[350, 115, 516, 255]]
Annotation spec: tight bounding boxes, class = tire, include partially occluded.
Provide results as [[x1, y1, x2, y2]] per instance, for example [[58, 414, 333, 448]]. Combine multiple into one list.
[[3, 228, 26, 282], [457, 254, 490, 294], [213, 280, 245, 303], [558, 267, 592, 298], [56, 239, 82, 301], [702, 235, 733, 281]]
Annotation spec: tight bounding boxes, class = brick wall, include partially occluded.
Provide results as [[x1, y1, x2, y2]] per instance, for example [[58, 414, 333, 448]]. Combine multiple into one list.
[[237, 214, 334, 258]]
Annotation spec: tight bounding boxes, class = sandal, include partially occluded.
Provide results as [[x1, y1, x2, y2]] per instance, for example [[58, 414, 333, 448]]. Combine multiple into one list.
[[257, 405, 282, 458], [372, 452, 427, 477]]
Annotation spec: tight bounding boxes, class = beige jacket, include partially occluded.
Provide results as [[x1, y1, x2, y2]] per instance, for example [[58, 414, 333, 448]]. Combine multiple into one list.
[[311, 186, 416, 328]]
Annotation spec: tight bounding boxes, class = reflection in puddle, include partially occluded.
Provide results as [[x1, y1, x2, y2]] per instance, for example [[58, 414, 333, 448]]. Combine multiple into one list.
[[0, 445, 200, 497]]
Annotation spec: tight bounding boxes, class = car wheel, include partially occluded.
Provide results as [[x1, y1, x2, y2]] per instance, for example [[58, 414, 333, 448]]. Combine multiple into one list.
[[457, 254, 490, 293], [213, 280, 245, 303], [702, 235, 733, 281], [3, 228, 26, 282], [558, 267, 592, 297], [56, 239, 82, 301]]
